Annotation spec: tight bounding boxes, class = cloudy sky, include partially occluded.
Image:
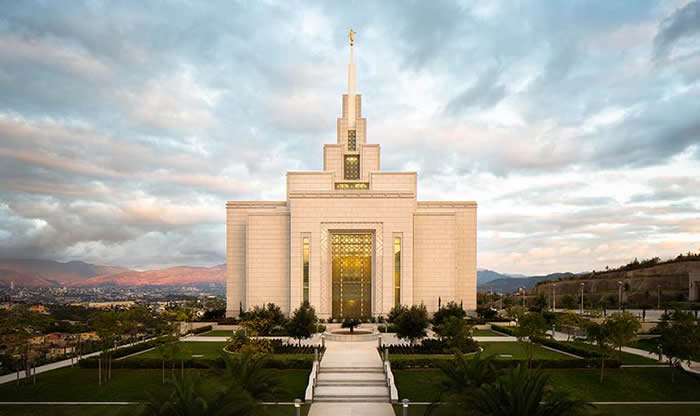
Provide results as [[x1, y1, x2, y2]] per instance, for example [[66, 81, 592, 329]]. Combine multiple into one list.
[[0, 1, 698, 275]]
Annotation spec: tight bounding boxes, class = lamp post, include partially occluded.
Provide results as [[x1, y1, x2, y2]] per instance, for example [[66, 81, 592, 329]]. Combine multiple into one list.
[[520, 287, 525, 308], [294, 399, 301, 416], [618, 281, 623, 312], [657, 284, 661, 309], [402, 399, 410, 416], [579, 283, 585, 315], [552, 283, 556, 311]]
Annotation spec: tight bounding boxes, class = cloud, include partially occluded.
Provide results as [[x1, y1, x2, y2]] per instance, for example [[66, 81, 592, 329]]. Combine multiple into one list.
[[653, 1, 700, 60], [0, 1, 698, 274]]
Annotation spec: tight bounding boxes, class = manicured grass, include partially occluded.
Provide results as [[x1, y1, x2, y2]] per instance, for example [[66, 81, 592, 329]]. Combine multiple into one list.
[[393, 367, 700, 403], [388, 341, 572, 365], [472, 329, 505, 337], [628, 338, 660, 354], [133, 342, 227, 359], [0, 367, 310, 402], [0, 404, 312, 416], [566, 342, 660, 365], [196, 330, 235, 337], [480, 342, 572, 360], [391, 404, 700, 416]]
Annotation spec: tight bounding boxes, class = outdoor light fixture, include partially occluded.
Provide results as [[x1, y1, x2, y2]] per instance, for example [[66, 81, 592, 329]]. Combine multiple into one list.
[[294, 399, 301, 416], [579, 282, 585, 315], [402, 399, 410, 416]]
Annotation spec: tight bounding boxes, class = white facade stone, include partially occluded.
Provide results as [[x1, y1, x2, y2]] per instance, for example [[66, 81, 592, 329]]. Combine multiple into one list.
[[226, 44, 477, 317]]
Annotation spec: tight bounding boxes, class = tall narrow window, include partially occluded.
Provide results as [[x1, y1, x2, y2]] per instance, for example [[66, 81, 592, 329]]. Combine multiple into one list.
[[348, 130, 356, 151], [344, 155, 360, 180], [394, 236, 401, 307], [303, 237, 310, 303]]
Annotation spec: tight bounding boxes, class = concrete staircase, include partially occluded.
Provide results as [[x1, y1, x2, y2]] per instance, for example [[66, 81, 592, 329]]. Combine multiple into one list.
[[313, 365, 389, 403]]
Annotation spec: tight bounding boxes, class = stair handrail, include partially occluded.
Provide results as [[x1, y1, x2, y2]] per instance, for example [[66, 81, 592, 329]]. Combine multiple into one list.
[[383, 360, 399, 401], [304, 359, 321, 402]]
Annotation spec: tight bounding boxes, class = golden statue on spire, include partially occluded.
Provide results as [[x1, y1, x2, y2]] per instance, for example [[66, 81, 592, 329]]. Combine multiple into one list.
[[349, 29, 356, 46]]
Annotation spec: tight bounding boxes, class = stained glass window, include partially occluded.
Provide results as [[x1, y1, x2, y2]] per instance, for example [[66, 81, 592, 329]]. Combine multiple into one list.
[[348, 130, 356, 151], [394, 237, 401, 307], [344, 155, 360, 180], [303, 236, 310, 303]]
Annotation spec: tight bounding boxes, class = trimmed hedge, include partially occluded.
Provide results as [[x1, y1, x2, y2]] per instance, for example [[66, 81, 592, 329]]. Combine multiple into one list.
[[190, 325, 213, 335], [102, 338, 164, 359], [79, 355, 314, 370], [389, 356, 619, 370], [382, 339, 479, 355], [490, 324, 516, 336], [531, 337, 601, 358]]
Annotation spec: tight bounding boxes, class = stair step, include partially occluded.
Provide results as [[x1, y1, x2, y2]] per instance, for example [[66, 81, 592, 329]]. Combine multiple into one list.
[[320, 367, 383, 373], [317, 381, 386, 387], [318, 372, 385, 381], [313, 395, 389, 403]]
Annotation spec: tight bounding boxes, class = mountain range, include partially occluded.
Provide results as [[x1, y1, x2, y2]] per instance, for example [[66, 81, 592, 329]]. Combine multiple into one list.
[[0, 259, 573, 292]]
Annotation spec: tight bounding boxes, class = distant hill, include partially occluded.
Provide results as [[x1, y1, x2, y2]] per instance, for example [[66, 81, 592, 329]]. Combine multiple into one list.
[[0, 259, 130, 287], [477, 269, 512, 284], [67, 264, 225, 287], [478, 272, 577, 293]]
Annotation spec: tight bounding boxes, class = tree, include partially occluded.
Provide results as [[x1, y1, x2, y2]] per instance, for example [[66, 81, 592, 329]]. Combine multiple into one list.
[[515, 312, 548, 368], [219, 351, 282, 401], [427, 353, 497, 415], [658, 311, 700, 383], [286, 302, 317, 345], [240, 303, 287, 336], [556, 312, 580, 341], [605, 312, 640, 361], [531, 293, 548, 312], [465, 365, 591, 416], [433, 301, 466, 327], [475, 306, 498, 321], [561, 295, 577, 310], [92, 311, 119, 384], [387, 304, 408, 324], [435, 316, 477, 352], [341, 317, 361, 334], [584, 321, 613, 383], [395, 304, 429, 345]]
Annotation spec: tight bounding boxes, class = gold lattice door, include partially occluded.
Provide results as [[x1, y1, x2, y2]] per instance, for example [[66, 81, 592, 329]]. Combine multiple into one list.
[[331, 233, 372, 318]]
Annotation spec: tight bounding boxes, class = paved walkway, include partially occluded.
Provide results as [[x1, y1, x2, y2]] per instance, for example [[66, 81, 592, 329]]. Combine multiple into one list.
[[309, 339, 393, 416]]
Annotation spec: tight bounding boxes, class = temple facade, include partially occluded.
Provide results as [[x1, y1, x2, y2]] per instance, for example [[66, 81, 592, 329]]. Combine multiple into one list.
[[226, 39, 477, 318]]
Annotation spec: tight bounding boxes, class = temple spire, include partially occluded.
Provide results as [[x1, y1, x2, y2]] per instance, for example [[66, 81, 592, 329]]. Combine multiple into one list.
[[347, 29, 356, 128]]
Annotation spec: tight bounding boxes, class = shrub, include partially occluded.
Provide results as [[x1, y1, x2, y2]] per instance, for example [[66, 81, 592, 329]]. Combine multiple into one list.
[[382, 338, 479, 355], [530, 337, 602, 358], [190, 325, 213, 335], [240, 303, 287, 335], [387, 305, 408, 324], [80, 355, 314, 370], [433, 301, 467, 327], [491, 324, 516, 336], [395, 304, 429, 345]]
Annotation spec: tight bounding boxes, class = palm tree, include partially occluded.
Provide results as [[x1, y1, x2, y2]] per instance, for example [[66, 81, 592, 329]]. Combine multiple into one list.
[[142, 373, 256, 416], [219, 351, 283, 402], [465, 365, 591, 416], [426, 353, 496, 415]]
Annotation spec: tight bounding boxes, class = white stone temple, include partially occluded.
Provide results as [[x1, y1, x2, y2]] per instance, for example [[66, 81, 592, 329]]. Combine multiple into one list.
[[226, 36, 477, 319]]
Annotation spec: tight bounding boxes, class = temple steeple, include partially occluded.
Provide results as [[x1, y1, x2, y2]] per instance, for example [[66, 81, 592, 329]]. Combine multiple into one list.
[[347, 29, 357, 128]]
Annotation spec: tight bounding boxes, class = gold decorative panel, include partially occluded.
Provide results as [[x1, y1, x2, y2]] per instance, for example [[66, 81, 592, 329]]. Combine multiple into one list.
[[332, 233, 372, 318], [348, 130, 356, 151], [344, 155, 360, 180], [335, 182, 369, 190]]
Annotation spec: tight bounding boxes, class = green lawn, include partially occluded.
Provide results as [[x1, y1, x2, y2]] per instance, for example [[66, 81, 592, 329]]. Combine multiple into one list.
[[389, 341, 573, 365], [133, 342, 227, 359], [393, 367, 700, 403], [565, 342, 660, 365], [196, 330, 234, 337], [472, 329, 505, 337], [628, 338, 660, 354], [0, 367, 309, 403], [391, 404, 700, 416], [0, 404, 311, 416]]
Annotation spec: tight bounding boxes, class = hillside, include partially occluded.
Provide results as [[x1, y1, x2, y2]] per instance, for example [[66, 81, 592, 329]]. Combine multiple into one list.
[[477, 269, 512, 284], [0, 259, 129, 284], [478, 272, 577, 293], [67, 264, 226, 287], [534, 261, 700, 305]]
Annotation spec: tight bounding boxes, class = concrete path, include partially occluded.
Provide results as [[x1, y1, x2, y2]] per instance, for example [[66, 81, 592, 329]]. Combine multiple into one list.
[[309, 339, 393, 416]]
